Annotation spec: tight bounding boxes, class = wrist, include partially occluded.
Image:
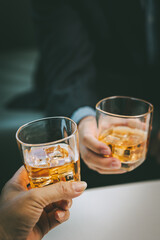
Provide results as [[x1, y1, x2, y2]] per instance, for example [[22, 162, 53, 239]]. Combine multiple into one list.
[[78, 115, 95, 127], [71, 106, 96, 125], [78, 115, 96, 126]]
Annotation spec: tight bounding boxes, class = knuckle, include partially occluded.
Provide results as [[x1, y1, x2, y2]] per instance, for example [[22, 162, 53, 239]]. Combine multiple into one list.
[[82, 134, 89, 144], [58, 182, 69, 198], [99, 158, 110, 168], [28, 189, 38, 201], [96, 144, 103, 153], [60, 211, 70, 223]]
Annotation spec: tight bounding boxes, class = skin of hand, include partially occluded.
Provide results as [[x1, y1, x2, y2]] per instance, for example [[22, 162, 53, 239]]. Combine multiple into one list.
[[0, 166, 87, 240], [78, 116, 125, 174]]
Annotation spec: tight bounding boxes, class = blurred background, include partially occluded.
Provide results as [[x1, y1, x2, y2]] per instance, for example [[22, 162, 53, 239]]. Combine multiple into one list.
[[0, 0, 160, 191], [0, 0, 43, 190]]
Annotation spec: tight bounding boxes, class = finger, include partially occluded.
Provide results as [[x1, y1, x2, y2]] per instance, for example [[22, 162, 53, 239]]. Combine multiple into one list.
[[36, 210, 50, 236], [9, 166, 30, 190], [81, 147, 121, 169], [99, 119, 147, 137], [125, 119, 147, 130], [36, 208, 70, 236], [94, 166, 126, 174], [82, 134, 111, 155], [48, 209, 70, 230], [30, 181, 87, 208], [54, 199, 72, 210], [45, 199, 72, 213], [54, 209, 70, 224]]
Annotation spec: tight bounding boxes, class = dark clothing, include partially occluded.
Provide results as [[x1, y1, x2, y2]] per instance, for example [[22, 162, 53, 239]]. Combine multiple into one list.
[[30, 0, 160, 117], [8, 0, 160, 117]]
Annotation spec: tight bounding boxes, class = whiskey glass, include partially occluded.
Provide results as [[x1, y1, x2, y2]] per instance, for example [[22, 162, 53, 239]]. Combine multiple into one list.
[[96, 96, 153, 173], [16, 116, 80, 188]]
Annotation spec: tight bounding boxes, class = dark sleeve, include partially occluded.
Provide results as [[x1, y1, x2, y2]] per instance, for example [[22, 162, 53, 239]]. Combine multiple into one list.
[[31, 0, 97, 117]]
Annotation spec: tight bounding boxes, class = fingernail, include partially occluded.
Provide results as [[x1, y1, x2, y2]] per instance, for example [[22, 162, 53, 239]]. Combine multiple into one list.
[[57, 211, 65, 219], [101, 149, 110, 155], [72, 181, 87, 192], [110, 159, 121, 169]]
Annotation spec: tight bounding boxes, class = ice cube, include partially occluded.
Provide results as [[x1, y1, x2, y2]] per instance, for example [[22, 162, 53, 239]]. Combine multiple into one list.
[[26, 147, 49, 167], [46, 144, 68, 159], [114, 147, 124, 156], [50, 159, 66, 167], [45, 143, 71, 167], [45, 146, 55, 155], [31, 148, 47, 159], [105, 135, 121, 144]]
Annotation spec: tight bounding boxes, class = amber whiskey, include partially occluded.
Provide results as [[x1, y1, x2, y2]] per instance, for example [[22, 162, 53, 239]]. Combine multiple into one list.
[[98, 126, 147, 171], [24, 143, 80, 188]]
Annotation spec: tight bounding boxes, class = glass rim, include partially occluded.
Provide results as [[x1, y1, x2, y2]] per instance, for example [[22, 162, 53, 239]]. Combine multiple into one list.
[[96, 96, 154, 118], [16, 116, 78, 147]]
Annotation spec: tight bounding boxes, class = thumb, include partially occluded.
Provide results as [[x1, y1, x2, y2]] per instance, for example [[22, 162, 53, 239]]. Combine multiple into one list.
[[30, 181, 87, 208]]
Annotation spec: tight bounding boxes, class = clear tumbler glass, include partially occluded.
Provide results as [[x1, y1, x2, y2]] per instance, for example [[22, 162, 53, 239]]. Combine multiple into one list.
[[96, 96, 153, 172], [16, 116, 80, 188]]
